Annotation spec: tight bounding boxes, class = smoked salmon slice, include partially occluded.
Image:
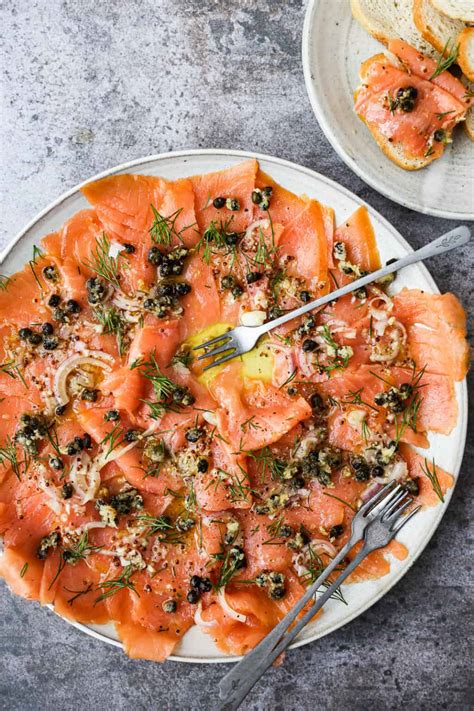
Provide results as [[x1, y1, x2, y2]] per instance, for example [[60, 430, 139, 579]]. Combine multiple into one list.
[[0, 159, 467, 664]]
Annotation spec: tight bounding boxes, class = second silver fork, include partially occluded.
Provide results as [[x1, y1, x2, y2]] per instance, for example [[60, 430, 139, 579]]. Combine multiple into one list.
[[218, 483, 420, 710]]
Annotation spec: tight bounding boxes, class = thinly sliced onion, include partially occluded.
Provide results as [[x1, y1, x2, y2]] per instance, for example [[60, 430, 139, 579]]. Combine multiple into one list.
[[310, 539, 338, 557], [217, 588, 247, 623], [54, 352, 113, 405], [383, 459, 408, 483], [99, 420, 159, 465], [361, 482, 383, 502], [245, 219, 270, 241], [194, 601, 217, 628], [370, 321, 406, 363], [81, 521, 108, 532], [203, 410, 218, 426], [69, 452, 101, 504], [37, 475, 62, 514], [347, 409, 367, 432]]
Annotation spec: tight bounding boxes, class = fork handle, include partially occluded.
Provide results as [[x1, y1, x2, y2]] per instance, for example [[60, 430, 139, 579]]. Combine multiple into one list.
[[218, 542, 370, 711], [218, 537, 354, 700], [254, 225, 471, 336]]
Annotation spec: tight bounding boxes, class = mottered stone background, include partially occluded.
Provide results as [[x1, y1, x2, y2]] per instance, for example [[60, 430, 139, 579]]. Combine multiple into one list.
[[1, 1, 473, 709]]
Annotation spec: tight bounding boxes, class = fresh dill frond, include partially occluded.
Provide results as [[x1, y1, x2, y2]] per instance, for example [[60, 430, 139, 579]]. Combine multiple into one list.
[[149, 205, 184, 245], [93, 305, 126, 355], [429, 38, 459, 80], [95, 564, 139, 602], [101, 424, 125, 458], [0, 274, 11, 291], [131, 351, 176, 401], [65, 582, 94, 606], [84, 233, 123, 289], [213, 547, 244, 591], [435, 110, 455, 121], [322, 491, 356, 511], [0, 360, 27, 387], [28, 245, 44, 291], [343, 388, 378, 412], [278, 367, 298, 390], [240, 447, 286, 481], [0, 436, 29, 479], [421, 458, 444, 502], [196, 220, 230, 264], [20, 562, 29, 578], [63, 530, 103, 564]]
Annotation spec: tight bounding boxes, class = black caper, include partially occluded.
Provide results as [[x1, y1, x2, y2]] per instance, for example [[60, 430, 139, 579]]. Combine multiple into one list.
[[225, 232, 240, 246], [73, 436, 85, 451], [143, 298, 156, 310], [397, 86, 417, 100], [400, 383, 414, 398], [434, 129, 446, 143], [354, 287, 367, 300], [404, 477, 420, 496], [55, 404, 66, 416], [371, 465, 385, 478], [175, 282, 191, 296], [280, 524, 294, 538], [400, 98, 415, 112], [299, 290, 311, 303], [66, 299, 81, 314], [197, 458, 209, 473], [156, 283, 175, 297], [190, 575, 202, 588], [262, 186, 273, 197], [124, 429, 140, 442], [81, 389, 99, 402], [231, 284, 244, 298], [105, 409, 120, 422], [170, 260, 185, 275], [162, 599, 177, 613], [66, 442, 79, 456], [18, 327, 33, 340], [41, 322, 54, 335], [302, 339, 317, 352], [48, 294, 61, 307], [246, 271, 262, 284], [50, 456, 64, 471], [329, 524, 344, 539], [309, 392, 323, 410], [28, 332, 43, 346], [82, 433, 93, 449], [199, 577, 212, 593], [213, 197, 226, 209], [251, 189, 262, 204], [42, 265, 57, 281], [43, 336, 59, 351], [185, 427, 204, 443], [221, 275, 235, 289], [148, 246, 163, 265], [226, 198, 240, 211], [159, 261, 172, 277], [61, 482, 74, 499], [123, 243, 135, 254], [268, 306, 282, 320], [52, 308, 67, 323], [351, 456, 365, 470], [186, 588, 200, 604], [269, 585, 286, 600]]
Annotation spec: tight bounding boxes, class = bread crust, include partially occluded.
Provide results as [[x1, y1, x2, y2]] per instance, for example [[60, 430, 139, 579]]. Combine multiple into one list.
[[459, 27, 474, 82]]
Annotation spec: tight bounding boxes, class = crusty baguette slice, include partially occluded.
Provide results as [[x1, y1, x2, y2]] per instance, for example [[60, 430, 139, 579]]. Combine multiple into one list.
[[355, 54, 444, 170], [466, 108, 474, 140], [459, 26, 474, 82], [430, 0, 474, 23], [350, 0, 438, 56], [413, 0, 464, 54]]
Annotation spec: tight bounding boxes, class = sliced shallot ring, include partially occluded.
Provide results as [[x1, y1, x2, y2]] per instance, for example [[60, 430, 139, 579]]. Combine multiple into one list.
[[54, 352, 113, 405], [217, 587, 247, 623]]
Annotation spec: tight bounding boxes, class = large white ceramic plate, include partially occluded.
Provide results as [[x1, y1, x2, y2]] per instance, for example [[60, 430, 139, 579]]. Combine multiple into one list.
[[0, 150, 467, 663], [302, 0, 474, 220]]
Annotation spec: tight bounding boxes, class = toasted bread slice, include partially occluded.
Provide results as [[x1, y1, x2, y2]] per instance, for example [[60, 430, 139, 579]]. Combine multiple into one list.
[[351, 0, 438, 56], [413, 0, 464, 53], [459, 27, 474, 82], [431, 0, 474, 23], [355, 51, 468, 169]]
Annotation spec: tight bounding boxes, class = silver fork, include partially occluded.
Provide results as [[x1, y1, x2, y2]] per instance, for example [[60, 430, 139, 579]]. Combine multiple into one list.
[[194, 225, 470, 370], [218, 483, 421, 710]]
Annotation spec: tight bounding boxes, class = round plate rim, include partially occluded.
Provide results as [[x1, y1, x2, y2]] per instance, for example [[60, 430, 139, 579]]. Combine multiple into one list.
[[301, 0, 474, 221], [1, 148, 468, 664]]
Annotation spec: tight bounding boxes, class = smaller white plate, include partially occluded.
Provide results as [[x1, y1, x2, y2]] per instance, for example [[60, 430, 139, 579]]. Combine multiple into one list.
[[302, 0, 474, 220]]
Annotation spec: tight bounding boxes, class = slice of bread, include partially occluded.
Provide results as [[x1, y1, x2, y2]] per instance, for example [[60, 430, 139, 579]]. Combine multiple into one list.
[[351, 0, 438, 56], [465, 108, 474, 140], [355, 54, 447, 169], [431, 0, 474, 23], [413, 0, 464, 54], [459, 26, 474, 81]]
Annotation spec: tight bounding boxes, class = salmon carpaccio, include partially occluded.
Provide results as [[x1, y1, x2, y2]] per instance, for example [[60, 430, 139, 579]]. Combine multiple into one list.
[[0, 160, 468, 661]]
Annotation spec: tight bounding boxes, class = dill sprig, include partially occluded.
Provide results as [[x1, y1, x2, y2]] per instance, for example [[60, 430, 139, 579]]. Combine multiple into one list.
[[224, 469, 256, 503], [131, 351, 176, 401], [0, 360, 27, 387], [240, 446, 286, 481], [343, 388, 378, 412], [137, 513, 185, 544], [20, 562, 29, 578], [84, 233, 123, 289], [29, 245, 44, 291], [95, 564, 139, 602], [213, 547, 244, 591], [0, 436, 29, 479], [196, 220, 231, 264], [278, 367, 298, 391], [0, 274, 10, 291], [429, 38, 459, 80], [63, 530, 103, 564], [101, 424, 125, 458], [323, 491, 356, 511], [93, 306, 126, 355], [65, 582, 93, 606], [149, 205, 184, 245], [421, 458, 444, 503]]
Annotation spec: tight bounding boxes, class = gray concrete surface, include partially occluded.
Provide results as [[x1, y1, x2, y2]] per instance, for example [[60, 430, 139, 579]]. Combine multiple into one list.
[[0, 1, 473, 709]]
